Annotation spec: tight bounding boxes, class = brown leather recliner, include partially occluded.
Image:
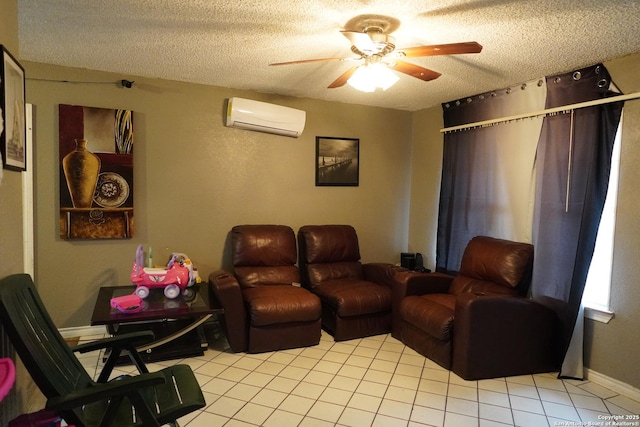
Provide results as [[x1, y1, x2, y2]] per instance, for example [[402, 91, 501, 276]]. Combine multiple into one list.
[[393, 236, 558, 380], [209, 225, 322, 353], [297, 225, 406, 341]]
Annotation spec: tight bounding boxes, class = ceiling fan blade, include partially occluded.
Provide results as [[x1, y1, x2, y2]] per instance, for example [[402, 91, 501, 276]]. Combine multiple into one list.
[[398, 41, 482, 58], [388, 60, 441, 82], [341, 30, 376, 53], [328, 66, 359, 88], [269, 57, 346, 66]]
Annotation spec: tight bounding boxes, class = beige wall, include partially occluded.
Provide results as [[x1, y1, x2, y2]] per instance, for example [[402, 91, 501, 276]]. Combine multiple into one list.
[[407, 106, 442, 269], [1, 0, 28, 422], [583, 53, 640, 389], [0, 0, 23, 278], [24, 61, 414, 329]]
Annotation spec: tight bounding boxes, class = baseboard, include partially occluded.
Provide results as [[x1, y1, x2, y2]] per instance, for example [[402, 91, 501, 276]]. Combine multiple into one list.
[[586, 368, 640, 402], [59, 325, 106, 339]]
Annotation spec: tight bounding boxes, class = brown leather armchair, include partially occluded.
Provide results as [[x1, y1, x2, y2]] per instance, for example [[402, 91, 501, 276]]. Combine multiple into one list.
[[393, 236, 558, 380], [297, 225, 406, 341], [209, 225, 322, 353]]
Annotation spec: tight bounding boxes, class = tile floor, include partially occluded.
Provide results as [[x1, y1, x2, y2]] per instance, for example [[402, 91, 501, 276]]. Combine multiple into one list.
[[74, 326, 640, 427]]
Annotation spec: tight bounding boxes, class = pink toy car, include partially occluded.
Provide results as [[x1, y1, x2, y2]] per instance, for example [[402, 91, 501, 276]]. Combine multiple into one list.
[[130, 245, 195, 299]]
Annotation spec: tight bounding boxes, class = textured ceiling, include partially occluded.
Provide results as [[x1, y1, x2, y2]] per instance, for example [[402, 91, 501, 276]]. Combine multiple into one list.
[[16, 0, 640, 111]]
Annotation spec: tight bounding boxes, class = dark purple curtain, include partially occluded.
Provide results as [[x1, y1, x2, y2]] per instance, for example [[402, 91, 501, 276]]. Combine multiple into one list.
[[531, 64, 623, 377], [437, 82, 546, 273], [437, 92, 510, 272]]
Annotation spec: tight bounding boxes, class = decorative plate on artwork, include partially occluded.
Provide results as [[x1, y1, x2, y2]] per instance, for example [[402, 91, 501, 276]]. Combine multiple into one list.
[[93, 172, 130, 207]]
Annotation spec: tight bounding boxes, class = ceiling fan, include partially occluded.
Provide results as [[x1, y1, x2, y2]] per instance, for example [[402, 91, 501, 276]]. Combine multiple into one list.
[[269, 14, 482, 91]]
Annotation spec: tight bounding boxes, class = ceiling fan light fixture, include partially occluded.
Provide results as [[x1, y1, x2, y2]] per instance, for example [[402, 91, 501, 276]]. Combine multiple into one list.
[[273, 13, 481, 91], [347, 63, 399, 92]]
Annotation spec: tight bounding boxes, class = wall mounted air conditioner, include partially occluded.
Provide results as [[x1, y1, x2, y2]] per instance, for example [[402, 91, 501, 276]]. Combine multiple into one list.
[[225, 97, 306, 138]]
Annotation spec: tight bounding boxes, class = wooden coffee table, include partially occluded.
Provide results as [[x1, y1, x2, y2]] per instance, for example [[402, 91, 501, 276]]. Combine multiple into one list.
[[91, 283, 223, 363]]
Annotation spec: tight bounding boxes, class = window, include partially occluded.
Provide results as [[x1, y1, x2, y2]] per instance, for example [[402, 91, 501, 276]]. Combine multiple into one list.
[[582, 115, 622, 322]]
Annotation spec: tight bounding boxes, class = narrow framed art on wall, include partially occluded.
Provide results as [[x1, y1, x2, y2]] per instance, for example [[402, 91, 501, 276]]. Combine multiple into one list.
[[315, 136, 359, 186], [0, 45, 27, 171]]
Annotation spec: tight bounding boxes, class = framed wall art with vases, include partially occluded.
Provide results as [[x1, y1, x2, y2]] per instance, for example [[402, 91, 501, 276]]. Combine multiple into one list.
[[59, 104, 134, 239]]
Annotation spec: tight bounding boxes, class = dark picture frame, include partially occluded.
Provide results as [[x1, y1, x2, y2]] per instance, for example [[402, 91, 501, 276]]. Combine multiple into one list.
[[315, 136, 359, 186], [0, 45, 26, 171]]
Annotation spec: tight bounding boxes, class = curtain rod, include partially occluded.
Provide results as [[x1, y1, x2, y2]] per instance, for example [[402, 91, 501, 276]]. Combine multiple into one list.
[[440, 91, 640, 133]]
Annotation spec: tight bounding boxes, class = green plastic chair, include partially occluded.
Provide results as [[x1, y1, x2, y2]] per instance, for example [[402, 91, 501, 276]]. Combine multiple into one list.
[[0, 274, 206, 427]]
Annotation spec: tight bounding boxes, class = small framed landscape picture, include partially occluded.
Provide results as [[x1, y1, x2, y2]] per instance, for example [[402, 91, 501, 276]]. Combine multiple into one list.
[[0, 45, 26, 171], [315, 136, 359, 186]]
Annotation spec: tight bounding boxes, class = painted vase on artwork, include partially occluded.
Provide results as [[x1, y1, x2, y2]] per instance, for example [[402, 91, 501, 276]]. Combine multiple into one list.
[[63, 139, 101, 208]]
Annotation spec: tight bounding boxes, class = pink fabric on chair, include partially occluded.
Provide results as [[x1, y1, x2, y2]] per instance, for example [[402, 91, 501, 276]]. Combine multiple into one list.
[[0, 357, 15, 402]]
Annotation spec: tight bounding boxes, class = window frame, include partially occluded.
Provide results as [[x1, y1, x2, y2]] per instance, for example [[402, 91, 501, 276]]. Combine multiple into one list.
[[582, 114, 623, 323]]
